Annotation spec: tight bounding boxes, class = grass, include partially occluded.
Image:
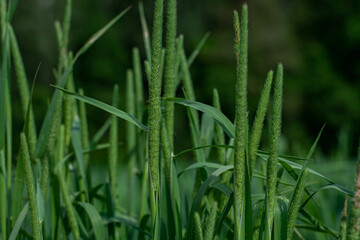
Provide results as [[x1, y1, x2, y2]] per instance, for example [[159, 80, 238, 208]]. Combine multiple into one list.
[[1, 1, 360, 240]]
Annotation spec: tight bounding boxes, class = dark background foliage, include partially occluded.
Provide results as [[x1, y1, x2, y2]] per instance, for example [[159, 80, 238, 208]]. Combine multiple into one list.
[[11, 0, 360, 159]]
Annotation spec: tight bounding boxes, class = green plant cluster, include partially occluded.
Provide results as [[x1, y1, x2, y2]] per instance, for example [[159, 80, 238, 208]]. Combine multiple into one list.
[[1, 0, 360, 239]]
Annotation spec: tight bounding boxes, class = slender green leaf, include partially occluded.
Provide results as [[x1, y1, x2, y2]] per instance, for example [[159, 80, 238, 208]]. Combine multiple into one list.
[[9, 203, 29, 240], [53, 86, 148, 131], [77, 202, 106, 240], [164, 97, 235, 138]]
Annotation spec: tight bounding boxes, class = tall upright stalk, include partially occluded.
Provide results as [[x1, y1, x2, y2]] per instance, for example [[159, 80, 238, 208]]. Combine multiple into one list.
[[163, 0, 177, 149], [266, 63, 283, 230], [109, 85, 119, 204], [148, 0, 164, 237], [233, 6, 248, 238]]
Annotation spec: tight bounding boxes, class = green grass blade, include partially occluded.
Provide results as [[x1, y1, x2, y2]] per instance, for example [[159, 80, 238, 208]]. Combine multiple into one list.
[[77, 202, 106, 240], [109, 85, 119, 205], [177, 162, 226, 177], [7, 0, 19, 22], [78, 89, 90, 166], [71, 115, 89, 202], [138, 2, 151, 64], [273, 197, 288, 240], [174, 144, 232, 159], [73, 6, 131, 61], [187, 32, 210, 66], [213, 89, 226, 165], [9, 202, 29, 240], [90, 117, 111, 147], [11, 146, 25, 228], [200, 113, 214, 159], [186, 165, 233, 239], [164, 97, 235, 138], [170, 156, 182, 240], [0, 0, 6, 39], [56, 125, 80, 240], [0, 150, 6, 239], [53, 85, 148, 131], [161, 119, 182, 239], [126, 71, 137, 221], [133, 48, 144, 121], [299, 209, 339, 238]]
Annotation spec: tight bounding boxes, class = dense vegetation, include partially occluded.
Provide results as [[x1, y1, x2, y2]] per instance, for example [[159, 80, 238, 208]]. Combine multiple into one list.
[[1, 0, 359, 239]]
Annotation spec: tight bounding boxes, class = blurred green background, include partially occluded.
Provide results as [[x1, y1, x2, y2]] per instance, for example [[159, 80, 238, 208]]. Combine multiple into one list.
[[10, 0, 360, 161]]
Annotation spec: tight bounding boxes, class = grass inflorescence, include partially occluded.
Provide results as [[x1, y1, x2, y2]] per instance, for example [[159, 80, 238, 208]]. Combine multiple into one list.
[[1, 1, 358, 240]]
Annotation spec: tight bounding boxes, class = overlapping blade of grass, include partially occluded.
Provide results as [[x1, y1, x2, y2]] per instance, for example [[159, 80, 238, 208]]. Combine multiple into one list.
[[35, 6, 130, 159], [133, 48, 144, 121], [8, 203, 28, 240], [0, 22, 9, 240], [298, 209, 340, 238], [273, 197, 288, 240], [164, 97, 235, 138], [78, 89, 90, 166], [186, 165, 233, 239], [0, 151, 5, 239], [77, 202, 106, 240], [57, 0, 72, 74], [213, 89, 226, 165], [161, 119, 182, 239], [126, 70, 137, 222], [174, 145, 231, 161], [200, 113, 214, 159], [64, 54, 76, 149], [7, 0, 19, 23], [265, 63, 283, 232], [0, 0, 6, 39], [108, 85, 119, 205], [138, 2, 152, 65], [53, 86, 148, 131], [71, 115, 88, 202], [179, 46, 204, 164], [187, 32, 210, 66], [55, 125, 80, 240]]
